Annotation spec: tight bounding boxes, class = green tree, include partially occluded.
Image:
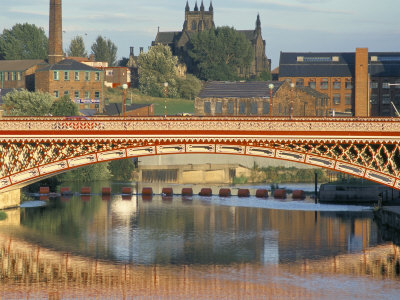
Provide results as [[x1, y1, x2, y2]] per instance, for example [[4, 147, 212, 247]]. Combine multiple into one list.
[[138, 44, 179, 98], [59, 163, 111, 182], [108, 159, 135, 180], [0, 23, 48, 60], [66, 35, 87, 58], [3, 89, 53, 116], [176, 74, 202, 100], [188, 26, 253, 81], [91, 36, 118, 66], [50, 95, 79, 116]]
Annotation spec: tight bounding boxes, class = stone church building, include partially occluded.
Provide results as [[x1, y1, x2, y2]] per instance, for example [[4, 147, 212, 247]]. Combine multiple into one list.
[[152, 1, 271, 78]]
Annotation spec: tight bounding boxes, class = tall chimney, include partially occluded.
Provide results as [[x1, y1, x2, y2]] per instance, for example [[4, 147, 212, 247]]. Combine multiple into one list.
[[48, 0, 63, 64]]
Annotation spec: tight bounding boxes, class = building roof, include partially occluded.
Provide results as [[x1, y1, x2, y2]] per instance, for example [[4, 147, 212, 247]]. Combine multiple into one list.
[[296, 86, 329, 99], [104, 103, 152, 116], [0, 59, 46, 72], [37, 59, 100, 72], [154, 31, 181, 45], [198, 81, 283, 98], [279, 51, 400, 78]]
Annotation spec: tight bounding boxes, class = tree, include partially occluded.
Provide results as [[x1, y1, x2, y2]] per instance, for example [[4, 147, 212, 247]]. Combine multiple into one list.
[[108, 159, 135, 180], [3, 89, 53, 116], [91, 36, 117, 66], [66, 36, 87, 58], [176, 74, 202, 100], [188, 26, 253, 81], [50, 95, 79, 116], [138, 44, 179, 98], [0, 23, 48, 60], [59, 162, 111, 182]]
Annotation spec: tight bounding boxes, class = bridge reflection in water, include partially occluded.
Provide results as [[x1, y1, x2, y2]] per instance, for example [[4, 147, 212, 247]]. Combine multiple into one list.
[[0, 192, 399, 298]]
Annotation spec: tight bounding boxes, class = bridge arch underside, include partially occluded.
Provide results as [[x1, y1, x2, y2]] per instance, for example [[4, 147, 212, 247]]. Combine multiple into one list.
[[1, 138, 400, 191]]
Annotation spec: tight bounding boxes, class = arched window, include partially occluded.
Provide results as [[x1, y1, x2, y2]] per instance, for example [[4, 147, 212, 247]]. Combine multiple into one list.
[[191, 20, 197, 30]]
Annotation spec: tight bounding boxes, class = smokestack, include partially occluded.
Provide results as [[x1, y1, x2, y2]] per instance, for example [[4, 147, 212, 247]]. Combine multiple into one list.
[[130, 47, 134, 57], [140, 47, 144, 54], [48, 0, 63, 64]]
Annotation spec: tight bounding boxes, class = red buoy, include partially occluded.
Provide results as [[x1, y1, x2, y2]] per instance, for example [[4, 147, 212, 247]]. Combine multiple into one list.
[[102, 187, 111, 195], [199, 188, 212, 196], [292, 190, 305, 199], [219, 188, 231, 197], [142, 187, 153, 195], [122, 187, 133, 195], [81, 187, 91, 195], [162, 187, 173, 196], [181, 188, 193, 196], [273, 189, 286, 199], [255, 189, 268, 198], [237, 189, 250, 197], [39, 186, 50, 194]]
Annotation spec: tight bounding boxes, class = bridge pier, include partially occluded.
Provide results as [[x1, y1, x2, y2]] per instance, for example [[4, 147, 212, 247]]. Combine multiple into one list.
[[0, 189, 21, 209]]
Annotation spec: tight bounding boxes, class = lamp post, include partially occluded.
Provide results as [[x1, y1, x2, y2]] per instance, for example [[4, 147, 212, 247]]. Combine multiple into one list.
[[268, 83, 274, 117], [122, 83, 128, 117], [290, 82, 295, 119], [164, 82, 168, 118]]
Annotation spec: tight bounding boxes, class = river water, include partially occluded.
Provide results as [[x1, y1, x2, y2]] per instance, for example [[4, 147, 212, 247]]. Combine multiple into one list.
[[1, 181, 400, 299]]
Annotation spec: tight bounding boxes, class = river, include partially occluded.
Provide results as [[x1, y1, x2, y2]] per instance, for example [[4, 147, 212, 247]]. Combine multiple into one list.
[[0, 181, 399, 299]]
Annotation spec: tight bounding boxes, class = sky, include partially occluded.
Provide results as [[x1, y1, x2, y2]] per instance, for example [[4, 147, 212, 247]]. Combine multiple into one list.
[[1, 0, 399, 68]]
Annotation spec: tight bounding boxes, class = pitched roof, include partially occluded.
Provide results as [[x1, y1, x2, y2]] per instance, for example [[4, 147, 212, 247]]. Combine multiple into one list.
[[104, 103, 152, 116], [198, 81, 283, 98], [154, 31, 181, 44], [37, 59, 100, 72], [0, 59, 46, 72]]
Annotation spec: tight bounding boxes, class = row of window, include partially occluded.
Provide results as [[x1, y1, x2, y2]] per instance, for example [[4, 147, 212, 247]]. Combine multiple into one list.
[[53, 90, 101, 99], [371, 81, 400, 89], [0, 71, 22, 81], [204, 101, 270, 115], [295, 78, 353, 90], [332, 94, 353, 105], [53, 71, 101, 81], [370, 94, 400, 105]]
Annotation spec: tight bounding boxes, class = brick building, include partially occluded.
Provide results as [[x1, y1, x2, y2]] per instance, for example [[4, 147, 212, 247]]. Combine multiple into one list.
[[194, 81, 329, 117], [0, 60, 46, 91], [279, 48, 400, 116], [103, 67, 131, 88], [153, 1, 270, 78], [35, 59, 104, 111], [104, 103, 154, 116]]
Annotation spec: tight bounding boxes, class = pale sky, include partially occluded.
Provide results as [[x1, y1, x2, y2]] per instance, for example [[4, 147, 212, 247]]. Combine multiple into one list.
[[1, 0, 399, 67]]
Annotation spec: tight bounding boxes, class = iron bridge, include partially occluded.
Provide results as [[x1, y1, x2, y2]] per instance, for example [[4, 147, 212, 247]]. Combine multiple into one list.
[[1, 116, 400, 191]]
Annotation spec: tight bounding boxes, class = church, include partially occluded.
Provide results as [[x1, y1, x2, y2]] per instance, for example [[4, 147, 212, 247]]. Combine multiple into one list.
[[152, 1, 271, 78]]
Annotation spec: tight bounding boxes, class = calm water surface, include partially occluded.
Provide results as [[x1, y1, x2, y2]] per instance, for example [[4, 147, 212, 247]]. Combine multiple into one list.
[[0, 182, 399, 299]]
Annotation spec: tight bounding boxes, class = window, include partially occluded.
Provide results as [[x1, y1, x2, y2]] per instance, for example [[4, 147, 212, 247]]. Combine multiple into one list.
[[74, 71, 80, 81], [95, 72, 101, 81], [227, 101, 234, 114], [84, 71, 90, 81], [296, 78, 304, 87], [64, 71, 69, 81], [53, 71, 59, 80], [106, 70, 113, 76], [239, 102, 246, 114], [11, 72, 15, 81], [94, 91, 100, 99], [370, 81, 378, 89], [85, 91, 90, 99], [332, 80, 341, 89], [382, 81, 390, 89], [382, 94, 391, 104], [5, 72, 9, 81], [262, 102, 269, 115], [54, 90, 59, 98], [250, 102, 258, 115], [64, 90, 69, 95], [74, 91, 80, 99], [345, 81, 353, 89], [204, 102, 211, 114], [0, 72, 2, 81], [320, 78, 329, 90], [394, 94, 400, 105], [370, 94, 378, 104], [17, 72, 22, 81], [191, 20, 197, 30], [215, 102, 222, 114], [333, 94, 341, 105], [345, 94, 352, 105], [309, 81, 316, 89]]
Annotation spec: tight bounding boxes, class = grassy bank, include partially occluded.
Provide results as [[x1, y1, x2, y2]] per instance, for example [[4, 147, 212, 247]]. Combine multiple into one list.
[[105, 87, 194, 116]]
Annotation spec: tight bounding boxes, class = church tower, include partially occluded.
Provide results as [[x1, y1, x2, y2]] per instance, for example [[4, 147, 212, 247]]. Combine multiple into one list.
[[183, 1, 215, 32], [48, 0, 63, 64]]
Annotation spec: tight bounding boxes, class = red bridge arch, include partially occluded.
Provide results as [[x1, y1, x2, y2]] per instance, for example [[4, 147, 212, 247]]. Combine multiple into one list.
[[1, 116, 400, 191]]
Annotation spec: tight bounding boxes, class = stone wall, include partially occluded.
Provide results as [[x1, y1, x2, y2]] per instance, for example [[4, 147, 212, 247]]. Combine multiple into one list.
[[0, 189, 20, 210]]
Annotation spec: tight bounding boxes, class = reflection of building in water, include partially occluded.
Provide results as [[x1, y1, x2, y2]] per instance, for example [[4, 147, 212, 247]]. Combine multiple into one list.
[[139, 163, 251, 184]]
